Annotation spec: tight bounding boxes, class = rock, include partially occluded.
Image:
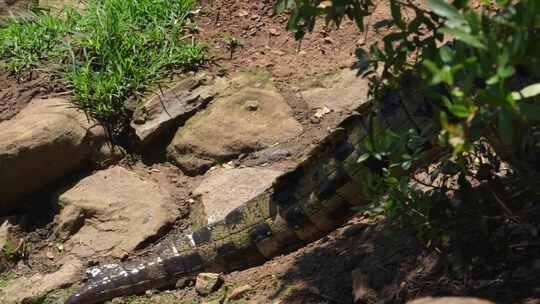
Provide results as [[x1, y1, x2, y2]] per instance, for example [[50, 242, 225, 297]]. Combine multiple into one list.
[[53, 166, 178, 258], [167, 69, 303, 175], [38, 286, 81, 304], [243, 99, 259, 111], [310, 106, 332, 124], [0, 0, 36, 18], [131, 74, 227, 147], [191, 167, 283, 227], [39, 0, 84, 11], [195, 273, 223, 296], [407, 298, 494, 304], [0, 217, 20, 249], [229, 285, 252, 300], [255, 147, 292, 163], [338, 224, 365, 239], [0, 98, 103, 213], [90, 141, 124, 167], [301, 68, 369, 112], [237, 9, 249, 17], [175, 277, 195, 289], [351, 268, 377, 304], [0, 257, 83, 304]]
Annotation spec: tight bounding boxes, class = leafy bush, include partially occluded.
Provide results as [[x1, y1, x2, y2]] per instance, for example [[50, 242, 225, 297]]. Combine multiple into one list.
[[276, 0, 540, 249], [0, 0, 207, 131]]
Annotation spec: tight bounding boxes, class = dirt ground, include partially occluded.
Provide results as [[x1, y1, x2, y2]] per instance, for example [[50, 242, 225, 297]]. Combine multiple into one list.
[[1, 1, 540, 304]]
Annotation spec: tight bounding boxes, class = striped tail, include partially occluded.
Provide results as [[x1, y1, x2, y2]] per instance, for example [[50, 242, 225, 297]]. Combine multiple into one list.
[[66, 92, 436, 304]]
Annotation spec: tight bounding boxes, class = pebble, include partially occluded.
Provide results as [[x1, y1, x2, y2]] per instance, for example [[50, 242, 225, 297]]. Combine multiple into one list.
[[195, 272, 223, 296], [229, 285, 252, 300]]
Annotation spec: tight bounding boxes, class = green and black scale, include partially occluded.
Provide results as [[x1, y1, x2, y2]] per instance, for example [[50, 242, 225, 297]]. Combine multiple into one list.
[[66, 92, 436, 304]]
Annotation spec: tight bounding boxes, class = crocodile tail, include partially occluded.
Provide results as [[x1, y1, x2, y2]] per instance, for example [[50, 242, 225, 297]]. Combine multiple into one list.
[[66, 93, 434, 304], [64, 252, 199, 304]]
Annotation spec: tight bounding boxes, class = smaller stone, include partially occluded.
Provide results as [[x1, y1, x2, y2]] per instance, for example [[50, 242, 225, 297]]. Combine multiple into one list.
[[310, 106, 332, 124], [175, 277, 194, 289], [229, 285, 252, 300], [238, 9, 249, 17], [339, 224, 365, 238], [407, 298, 494, 304], [270, 50, 286, 56], [195, 273, 223, 296], [257, 148, 291, 163], [352, 268, 377, 304], [0, 217, 19, 249], [269, 28, 279, 36], [144, 289, 160, 296], [243, 99, 259, 111], [91, 142, 124, 167]]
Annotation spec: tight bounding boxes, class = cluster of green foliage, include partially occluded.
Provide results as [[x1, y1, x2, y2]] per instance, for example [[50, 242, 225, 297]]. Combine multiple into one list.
[[276, 0, 540, 249], [221, 32, 243, 59], [0, 0, 206, 131], [1, 239, 28, 262]]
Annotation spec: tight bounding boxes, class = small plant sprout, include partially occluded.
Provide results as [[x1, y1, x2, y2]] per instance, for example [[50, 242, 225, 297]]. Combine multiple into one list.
[[221, 32, 243, 59]]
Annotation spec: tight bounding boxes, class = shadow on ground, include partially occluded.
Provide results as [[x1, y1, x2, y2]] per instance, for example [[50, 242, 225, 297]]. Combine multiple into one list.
[[270, 177, 540, 304]]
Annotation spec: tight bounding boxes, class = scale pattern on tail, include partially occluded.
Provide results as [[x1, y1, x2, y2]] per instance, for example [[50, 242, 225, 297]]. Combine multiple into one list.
[[66, 93, 434, 304]]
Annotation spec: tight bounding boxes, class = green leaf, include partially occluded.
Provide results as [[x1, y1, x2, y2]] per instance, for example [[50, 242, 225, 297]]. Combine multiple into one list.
[[373, 19, 394, 30], [486, 74, 499, 85], [520, 102, 540, 121], [286, 9, 301, 31], [511, 83, 540, 100], [401, 160, 412, 170], [390, 0, 406, 29], [399, 176, 409, 193], [498, 111, 513, 145], [448, 104, 471, 118], [439, 27, 486, 49], [354, 48, 370, 72], [350, 2, 368, 32], [427, 0, 465, 26], [497, 65, 515, 79], [274, 0, 295, 14], [439, 46, 453, 63], [440, 160, 460, 175], [357, 153, 371, 163]]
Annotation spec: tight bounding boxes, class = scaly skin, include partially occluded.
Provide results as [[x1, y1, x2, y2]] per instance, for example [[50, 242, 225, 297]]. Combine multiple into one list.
[[66, 93, 436, 304]]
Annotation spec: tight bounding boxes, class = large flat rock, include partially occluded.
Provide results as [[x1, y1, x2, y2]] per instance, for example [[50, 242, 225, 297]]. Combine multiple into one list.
[[191, 167, 283, 227], [0, 98, 102, 213], [53, 166, 178, 258], [301, 68, 369, 112], [407, 298, 494, 304], [0, 257, 83, 304], [130, 74, 227, 147], [167, 69, 303, 175]]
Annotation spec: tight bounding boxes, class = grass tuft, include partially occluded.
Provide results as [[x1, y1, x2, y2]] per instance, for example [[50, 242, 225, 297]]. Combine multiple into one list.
[[0, 0, 207, 131]]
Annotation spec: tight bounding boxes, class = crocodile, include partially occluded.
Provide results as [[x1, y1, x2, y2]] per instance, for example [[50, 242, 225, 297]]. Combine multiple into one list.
[[65, 91, 438, 304]]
